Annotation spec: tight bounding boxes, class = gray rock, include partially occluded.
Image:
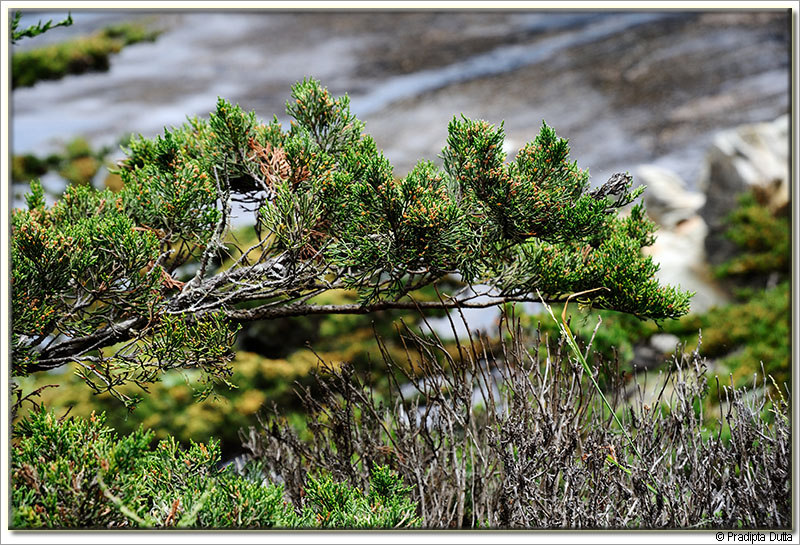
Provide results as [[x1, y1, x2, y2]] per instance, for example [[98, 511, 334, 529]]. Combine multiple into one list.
[[697, 115, 789, 198], [632, 344, 662, 372]]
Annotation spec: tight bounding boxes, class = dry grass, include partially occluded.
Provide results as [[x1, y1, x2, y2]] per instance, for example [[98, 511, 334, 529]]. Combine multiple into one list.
[[240, 309, 790, 529]]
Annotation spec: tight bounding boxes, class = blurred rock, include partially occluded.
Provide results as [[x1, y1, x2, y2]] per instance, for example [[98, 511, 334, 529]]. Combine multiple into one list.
[[698, 115, 790, 265], [642, 215, 729, 313], [638, 114, 789, 314], [635, 163, 729, 314], [649, 333, 681, 355], [636, 164, 705, 229], [631, 333, 681, 372]]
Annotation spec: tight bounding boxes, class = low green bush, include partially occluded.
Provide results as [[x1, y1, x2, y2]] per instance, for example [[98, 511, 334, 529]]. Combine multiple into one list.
[[11, 408, 420, 529], [714, 191, 789, 286], [13, 137, 112, 189], [661, 280, 790, 389]]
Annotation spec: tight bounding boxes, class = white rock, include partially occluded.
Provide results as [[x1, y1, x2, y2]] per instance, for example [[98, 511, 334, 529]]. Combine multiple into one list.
[[699, 115, 789, 207], [502, 137, 517, 157], [643, 215, 730, 313], [636, 164, 706, 229]]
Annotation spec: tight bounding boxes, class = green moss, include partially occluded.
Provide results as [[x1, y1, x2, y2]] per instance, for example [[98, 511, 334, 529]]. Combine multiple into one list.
[[663, 281, 790, 390], [13, 347, 325, 457], [12, 153, 59, 182], [12, 137, 110, 186], [12, 23, 161, 88], [714, 191, 789, 286]]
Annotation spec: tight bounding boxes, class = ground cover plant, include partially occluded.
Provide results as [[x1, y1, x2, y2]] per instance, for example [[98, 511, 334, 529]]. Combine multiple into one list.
[[11, 408, 419, 528]]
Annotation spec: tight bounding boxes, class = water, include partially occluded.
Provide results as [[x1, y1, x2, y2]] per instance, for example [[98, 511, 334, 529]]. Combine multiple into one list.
[[350, 13, 679, 117]]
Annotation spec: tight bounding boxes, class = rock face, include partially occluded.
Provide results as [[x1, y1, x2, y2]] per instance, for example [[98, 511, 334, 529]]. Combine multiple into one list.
[[632, 333, 682, 372], [636, 113, 789, 314], [698, 115, 790, 266], [636, 165, 728, 313], [642, 213, 729, 313]]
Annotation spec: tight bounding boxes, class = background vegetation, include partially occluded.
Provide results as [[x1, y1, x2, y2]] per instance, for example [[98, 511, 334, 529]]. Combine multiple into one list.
[[12, 22, 160, 88]]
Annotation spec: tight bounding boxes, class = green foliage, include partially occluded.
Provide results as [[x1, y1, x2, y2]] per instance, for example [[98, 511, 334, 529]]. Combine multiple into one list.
[[11, 409, 420, 529], [295, 465, 420, 528], [12, 301, 436, 457], [326, 155, 471, 301], [12, 137, 111, 187], [11, 171, 236, 404], [506, 203, 690, 320], [698, 189, 790, 389], [663, 281, 790, 390], [10, 10, 73, 44], [12, 153, 58, 184], [12, 182, 159, 345], [12, 223, 446, 456], [286, 78, 364, 154], [318, 106, 689, 317], [714, 191, 790, 286], [119, 130, 222, 249], [12, 77, 690, 404], [12, 22, 160, 88], [519, 187, 790, 394], [442, 118, 609, 245], [12, 409, 153, 528], [662, 190, 790, 390]]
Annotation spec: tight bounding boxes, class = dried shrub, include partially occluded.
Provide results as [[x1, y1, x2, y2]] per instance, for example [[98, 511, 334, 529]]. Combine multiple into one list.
[[241, 310, 791, 529]]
